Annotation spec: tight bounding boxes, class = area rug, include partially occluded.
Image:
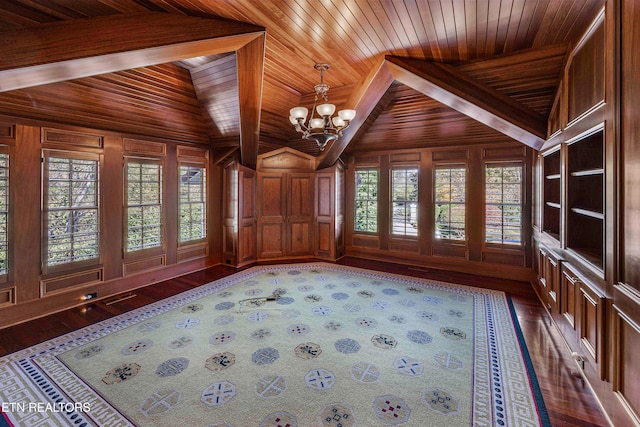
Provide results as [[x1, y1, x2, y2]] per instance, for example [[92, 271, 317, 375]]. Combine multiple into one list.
[[0, 263, 550, 426]]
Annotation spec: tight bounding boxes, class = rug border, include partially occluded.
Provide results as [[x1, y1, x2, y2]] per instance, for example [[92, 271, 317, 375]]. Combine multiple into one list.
[[505, 294, 552, 427]]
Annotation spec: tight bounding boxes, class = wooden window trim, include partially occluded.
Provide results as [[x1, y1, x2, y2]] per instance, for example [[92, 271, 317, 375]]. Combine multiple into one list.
[[178, 160, 207, 246], [434, 163, 467, 242], [354, 167, 379, 235], [484, 161, 524, 248], [42, 150, 101, 276], [123, 156, 165, 257], [390, 166, 419, 238]]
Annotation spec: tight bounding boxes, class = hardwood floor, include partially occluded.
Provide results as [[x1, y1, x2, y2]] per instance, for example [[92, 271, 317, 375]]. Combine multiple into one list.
[[0, 257, 610, 426]]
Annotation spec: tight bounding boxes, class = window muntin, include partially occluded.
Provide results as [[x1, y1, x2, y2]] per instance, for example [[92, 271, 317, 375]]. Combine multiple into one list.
[[485, 164, 523, 245], [44, 152, 100, 268], [125, 158, 163, 252], [391, 168, 419, 236], [0, 148, 8, 275], [354, 168, 379, 233], [435, 166, 466, 240], [179, 163, 207, 243]]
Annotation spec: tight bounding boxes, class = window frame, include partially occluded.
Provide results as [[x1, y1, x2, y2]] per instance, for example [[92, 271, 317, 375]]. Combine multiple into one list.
[[434, 163, 467, 242], [484, 161, 524, 247], [178, 159, 208, 245], [353, 167, 379, 235], [42, 149, 102, 275], [123, 156, 165, 256], [390, 166, 419, 238]]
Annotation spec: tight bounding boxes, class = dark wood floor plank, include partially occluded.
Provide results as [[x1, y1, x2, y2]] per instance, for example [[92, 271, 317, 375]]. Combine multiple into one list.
[[0, 258, 608, 426]]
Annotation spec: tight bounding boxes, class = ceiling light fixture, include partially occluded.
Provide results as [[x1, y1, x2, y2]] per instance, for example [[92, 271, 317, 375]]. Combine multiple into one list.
[[289, 63, 356, 151]]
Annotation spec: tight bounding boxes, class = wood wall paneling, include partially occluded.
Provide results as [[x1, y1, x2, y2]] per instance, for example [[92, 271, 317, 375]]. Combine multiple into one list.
[[177, 243, 208, 263], [40, 268, 103, 297], [621, 0, 640, 292], [257, 173, 285, 258], [286, 173, 314, 256], [238, 166, 256, 266], [0, 123, 15, 140], [123, 138, 166, 156], [222, 160, 238, 264], [42, 127, 104, 149], [567, 12, 605, 125], [0, 287, 15, 308], [0, 116, 217, 328], [579, 281, 606, 379], [561, 265, 580, 332], [123, 254, 166, 276], [481, 249, 526, 267], [13, 125, 44, 303], [613, 302, 640, 425]]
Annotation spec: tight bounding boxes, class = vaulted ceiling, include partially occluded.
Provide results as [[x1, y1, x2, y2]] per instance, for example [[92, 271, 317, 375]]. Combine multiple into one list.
[[0, 0, 605, 168]]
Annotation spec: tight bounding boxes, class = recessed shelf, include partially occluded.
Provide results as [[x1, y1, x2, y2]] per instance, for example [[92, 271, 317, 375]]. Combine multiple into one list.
[[571, 168, 604, 177], [571, 207, 604, 219], [565, 127, 605, 271]]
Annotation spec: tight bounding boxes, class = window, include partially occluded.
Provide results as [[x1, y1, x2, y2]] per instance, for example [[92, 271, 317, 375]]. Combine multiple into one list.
[[0, 148, 8, 275], [485, 164, 523, 245], [179, 163, 207, 243], [391, 168, 418, 236], [125, 158, 162, 252], [354, 168, 378, 233], [44, 151, 100, 268], [435, 166, 466, 240]]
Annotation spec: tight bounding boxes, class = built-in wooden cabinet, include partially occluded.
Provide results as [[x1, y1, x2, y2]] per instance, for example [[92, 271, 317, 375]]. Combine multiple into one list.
[[566, 126, 604, 270], [537, 245, 561, 313], [222, 158, 256, 267], [315, 163, 345, 260], [256, 148, 315, 260], [533, 3, 640, 425], [542, 148, 561, 240]]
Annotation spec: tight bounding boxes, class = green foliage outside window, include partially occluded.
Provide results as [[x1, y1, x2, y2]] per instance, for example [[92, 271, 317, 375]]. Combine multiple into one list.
[[45, 155, 100, 266], [354, 169, 378, 233], [485, 164, 522, 245], [179, 165, 206, 242], [391, 168, 419, 236], [126, 160, 162, 252], [435, 167, 466, 240]]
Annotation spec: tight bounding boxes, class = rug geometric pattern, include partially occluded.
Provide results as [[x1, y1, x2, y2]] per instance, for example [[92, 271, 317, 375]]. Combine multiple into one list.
[[0, 263, 549, 426]]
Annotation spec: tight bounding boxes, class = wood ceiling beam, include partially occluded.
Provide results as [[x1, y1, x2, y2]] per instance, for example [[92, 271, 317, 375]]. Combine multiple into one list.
[[318, 54, 549, 168], [317, 61, 394, 169], [236, 35, 265, 170], [384, 56, 547, 149], [0, 12, 265, 92]]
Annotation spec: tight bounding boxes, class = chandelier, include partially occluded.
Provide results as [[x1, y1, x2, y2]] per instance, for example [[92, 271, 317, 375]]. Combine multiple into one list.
[[289, 63, 356, 151]]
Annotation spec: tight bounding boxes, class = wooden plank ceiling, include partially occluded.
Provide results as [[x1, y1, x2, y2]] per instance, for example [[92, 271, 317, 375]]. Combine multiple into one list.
[[0, 0, 605, 166]]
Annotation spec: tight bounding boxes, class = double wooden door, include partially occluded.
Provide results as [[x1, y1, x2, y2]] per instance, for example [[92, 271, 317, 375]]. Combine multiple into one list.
[[257, 172, 314, 258]]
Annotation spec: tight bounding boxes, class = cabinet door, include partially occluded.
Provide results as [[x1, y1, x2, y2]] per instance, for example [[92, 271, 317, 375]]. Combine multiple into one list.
[[238, 167, 257, 265], [315, 172, 335, 258], [257, 173, 286, 258], [287, 173, 314, 256]]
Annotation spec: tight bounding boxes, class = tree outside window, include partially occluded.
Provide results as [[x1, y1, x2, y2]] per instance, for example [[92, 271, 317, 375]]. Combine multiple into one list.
[[354, 168, 378, 233], [44, 152, 100, 268], [435, 166, 466, 240], [485, 164, 523, 245], [179, 164, 206, 243], [126, 159, 162, 252], [391, 168, 419, 236]]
